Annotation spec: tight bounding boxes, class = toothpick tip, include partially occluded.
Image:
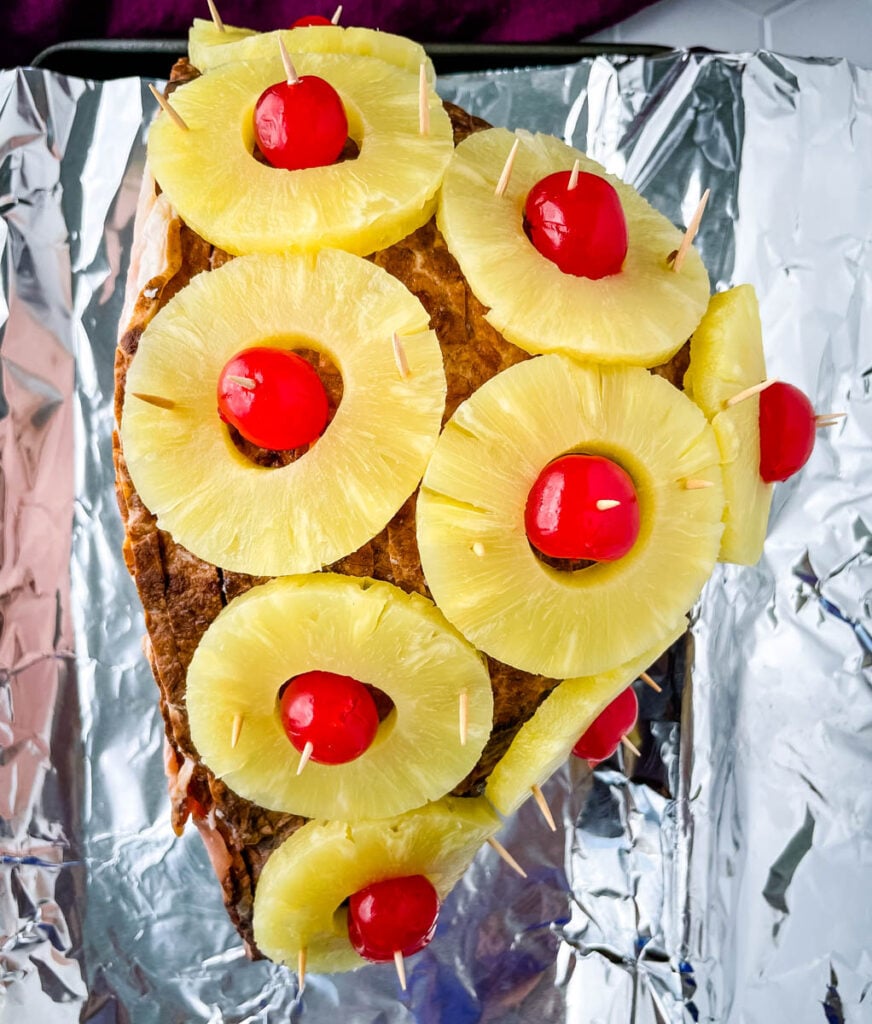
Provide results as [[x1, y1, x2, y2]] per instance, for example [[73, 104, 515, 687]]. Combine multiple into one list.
[[296, 740, 314, 776], [530, 783, 557, 831], [487, 836, 527, 879], [459, 691, 469, 747], [394, 950, 407, 991], [621, 735, 641, 758], [640, 671, 662, 694], [230, 713, 244, 749]]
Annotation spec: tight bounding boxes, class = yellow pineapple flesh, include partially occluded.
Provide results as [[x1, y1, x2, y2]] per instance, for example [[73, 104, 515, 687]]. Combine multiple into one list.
[[253, 796, 500, 972], [416, 354, 724, 678], [121, 250, 445, 576], [684, 285, 773, 563], [437, 128, 711, 367], [485, 623, 685, 816], [188, 18, 436, 83], [147, 52, 453, 257], [185, 574, 493, 822]]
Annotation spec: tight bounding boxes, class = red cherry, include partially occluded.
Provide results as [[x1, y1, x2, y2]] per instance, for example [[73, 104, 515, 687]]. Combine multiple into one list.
[[758, 381, 816, 483], [254, 75, 348, 171], [572, 687, 639, 765], [525, 454, 640, 562], [291, 15, 333, 27], [217, 346, 329, 451], [524, 169, 628, 279], [347, 875, 440, 962], [280, 670, 379, 765]]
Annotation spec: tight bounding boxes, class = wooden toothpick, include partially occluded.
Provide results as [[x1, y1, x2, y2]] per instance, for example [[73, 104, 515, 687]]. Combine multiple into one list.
[[148, 83, 189, 131], [418, 63, 430, 136], [487, 837, 527, 878], [596, 499, 621, 511], [207, 0, 225, 32], [279, 37, 300, 85], [228, 374, 256, 390], [494, 138, 520, 198], [530, 784, 557, 832], [471, 541, 485, 557], [458, 691, 469, 747], [640, 671, 662, 694], [230, 713, 244, 749], [331, 4, 343, 24], [672, 188, 710, 273], [816, 413, 846, 427], [394, 950, 407, 991], [296, 740, 314, 776], [298, 948, 307, 993], [392, 331, 411, 379], [621, 735, 641, 758], [683, 478, 714, 490], [131, 391, 176, 410], [567, 158, 580, 191], [725, 378, 776, 408]]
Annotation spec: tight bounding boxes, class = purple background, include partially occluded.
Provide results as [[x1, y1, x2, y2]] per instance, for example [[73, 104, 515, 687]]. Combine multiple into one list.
[[6, 1, 656, 69]]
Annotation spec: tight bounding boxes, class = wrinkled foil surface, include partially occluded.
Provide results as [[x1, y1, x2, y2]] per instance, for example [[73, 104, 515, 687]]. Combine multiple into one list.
[[0, 50, 870, 1023]]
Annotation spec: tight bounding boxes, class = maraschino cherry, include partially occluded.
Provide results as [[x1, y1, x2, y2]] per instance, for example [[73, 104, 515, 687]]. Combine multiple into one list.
[[525, 453, 640, 562], [758, 381, 816, 483], [348, 875, 440, 963], [572, 687, 639, 765], [254, 47, 348, 170], [280, 670, 379, 765], [524, 167, 628, 279], [291, 14, 333, 27], [218, 346, 329, 451]]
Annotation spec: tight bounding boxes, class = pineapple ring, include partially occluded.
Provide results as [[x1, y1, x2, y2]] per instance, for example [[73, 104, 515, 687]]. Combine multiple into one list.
[[121, 250, 446, 577], [185, 574, 493, 823], [416, 354, 725, 679], [684, 285, 773, 565], [485, 623, 686, 816], [188, 18, 436, 83], [437, 128, 711, 367], [253, 797, 500, 973], [147, 52, 453, 257]]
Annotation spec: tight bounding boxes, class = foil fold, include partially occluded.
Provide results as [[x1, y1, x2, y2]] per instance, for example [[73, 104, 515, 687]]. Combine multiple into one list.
[[0, 49, 869, 1023]]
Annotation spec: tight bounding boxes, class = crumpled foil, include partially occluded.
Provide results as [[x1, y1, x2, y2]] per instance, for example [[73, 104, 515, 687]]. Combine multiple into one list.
[[0, 50, 869, 1023]]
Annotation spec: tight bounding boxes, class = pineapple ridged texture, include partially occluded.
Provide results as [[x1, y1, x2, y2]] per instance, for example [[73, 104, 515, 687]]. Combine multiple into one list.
[[185, 575, 493, 822], [438, 128, 711, 367], [147, 53, 453, 257], [121, 251, 446, 577], [417, 355, 725, 678], [253, 797, 500, 972]]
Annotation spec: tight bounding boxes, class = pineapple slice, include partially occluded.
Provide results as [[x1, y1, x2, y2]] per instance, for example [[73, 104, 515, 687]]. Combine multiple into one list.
[[121, 250, 445, 576], [437, 128, 710, 367], [485, 623, 685, 816], [188, 18, 436, 83], [684, 285, 773, 564], [147, 52, 453, 257], [416, 354, 724, 678], [187, 17, 253, 65], [185, 574, 493, 822], [253, 796, 500, 973]]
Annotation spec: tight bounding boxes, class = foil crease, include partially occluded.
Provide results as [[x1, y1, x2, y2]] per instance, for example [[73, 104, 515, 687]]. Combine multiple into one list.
[[0, 49, 868, 1023]]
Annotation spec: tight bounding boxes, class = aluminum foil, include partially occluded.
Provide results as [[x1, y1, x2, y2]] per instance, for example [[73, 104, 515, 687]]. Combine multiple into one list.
[[0, 49, 869, 1023]]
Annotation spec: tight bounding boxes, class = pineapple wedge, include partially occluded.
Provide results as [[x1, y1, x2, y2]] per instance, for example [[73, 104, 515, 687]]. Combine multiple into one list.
[[684, 285, 773, 564], [188, 18, 436, 83], [185, 574, 493, 822], [486, 623, 686, 816], [437, 128, 710, 367], [147, 52, 453, 257], [416, 355, 724, 678], [121, 250, 445, 576], [253, 796, 500, 973]]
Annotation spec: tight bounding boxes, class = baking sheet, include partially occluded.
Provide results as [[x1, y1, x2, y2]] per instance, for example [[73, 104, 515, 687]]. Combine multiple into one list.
[[0, 49, 869, 1023]]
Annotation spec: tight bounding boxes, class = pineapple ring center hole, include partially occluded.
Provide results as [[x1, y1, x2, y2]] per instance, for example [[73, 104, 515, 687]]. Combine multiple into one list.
[[225, 348, 343, 467]]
